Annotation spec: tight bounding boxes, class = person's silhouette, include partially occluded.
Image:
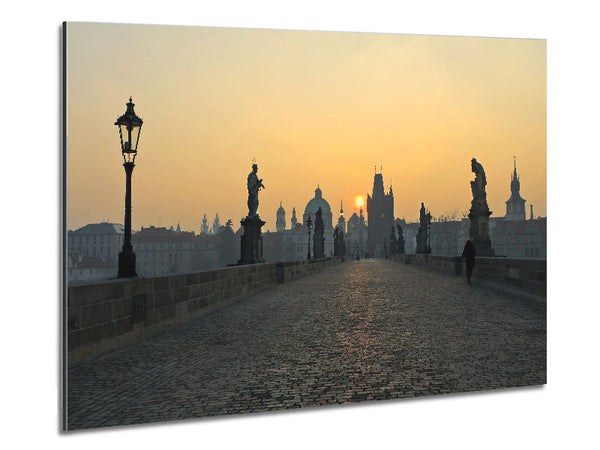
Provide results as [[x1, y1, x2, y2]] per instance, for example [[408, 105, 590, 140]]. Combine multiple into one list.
[[462, 240, 476, 285]]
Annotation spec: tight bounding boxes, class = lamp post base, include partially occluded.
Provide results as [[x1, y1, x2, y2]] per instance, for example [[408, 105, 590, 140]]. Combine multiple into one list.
[[118, 250, 137, 278]]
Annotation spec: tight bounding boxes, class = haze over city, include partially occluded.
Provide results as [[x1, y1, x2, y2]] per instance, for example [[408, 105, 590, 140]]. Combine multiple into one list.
[[67, 23, 546, 232]]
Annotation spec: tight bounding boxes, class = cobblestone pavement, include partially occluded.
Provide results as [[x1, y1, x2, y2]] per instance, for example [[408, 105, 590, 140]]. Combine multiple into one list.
[[67, 259, 546, 430]]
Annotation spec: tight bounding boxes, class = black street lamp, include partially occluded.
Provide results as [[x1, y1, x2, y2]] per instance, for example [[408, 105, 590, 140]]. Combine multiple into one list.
[[306, 216, 312, 260], [426, 211, 432, 254], [115, 97, 143, 278]]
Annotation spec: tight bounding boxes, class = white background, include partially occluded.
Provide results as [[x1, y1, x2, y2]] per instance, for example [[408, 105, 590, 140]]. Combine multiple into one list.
[[1, 0, 598, 448]]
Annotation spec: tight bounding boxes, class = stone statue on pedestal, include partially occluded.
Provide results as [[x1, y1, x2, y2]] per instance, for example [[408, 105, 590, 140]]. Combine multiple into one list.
[[389, 225, 398, 255], [247, 164, 265, 217], [313, 207, 325, 259], [239, 163, 266, 264], [416, 202, 431, 254], [470, 158, 488, 213], [396, 224, 405, 254], [468, 158, 494, 256]]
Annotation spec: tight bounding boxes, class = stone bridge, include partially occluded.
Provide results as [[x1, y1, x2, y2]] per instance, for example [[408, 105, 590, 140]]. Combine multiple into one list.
[[66, 258, 546, 430]]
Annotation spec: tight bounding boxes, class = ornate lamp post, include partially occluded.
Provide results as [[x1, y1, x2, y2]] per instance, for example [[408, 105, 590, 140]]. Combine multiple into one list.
[[427, 211, 432, 254], [115, 97, 143, 277], [306, 216, 312, 260]]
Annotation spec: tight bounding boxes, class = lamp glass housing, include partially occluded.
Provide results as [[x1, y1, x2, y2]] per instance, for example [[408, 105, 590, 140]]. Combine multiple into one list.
[[115, 97, 143, 163]]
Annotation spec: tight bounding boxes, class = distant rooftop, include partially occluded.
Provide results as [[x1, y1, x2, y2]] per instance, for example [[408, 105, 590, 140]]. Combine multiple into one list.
[[69, 222, 124, 235], [133, 226, 198, 243]]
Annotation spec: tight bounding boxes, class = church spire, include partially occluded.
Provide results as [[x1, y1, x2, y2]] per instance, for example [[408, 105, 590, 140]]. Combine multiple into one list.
[[506, 157, 526, 220], [291, 205, 298, 227], [337, 200, 346, 234], [511, 156, 520, 195]]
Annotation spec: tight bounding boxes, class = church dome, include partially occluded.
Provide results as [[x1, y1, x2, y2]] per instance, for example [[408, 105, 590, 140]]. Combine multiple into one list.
[[303, 186, 332, 217]]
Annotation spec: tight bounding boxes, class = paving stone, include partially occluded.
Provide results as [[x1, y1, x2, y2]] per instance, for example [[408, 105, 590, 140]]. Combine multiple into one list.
[[67, 259, 546, 430]]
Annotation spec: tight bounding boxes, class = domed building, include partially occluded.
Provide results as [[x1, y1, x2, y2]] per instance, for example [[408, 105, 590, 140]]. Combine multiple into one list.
[[303, 186, 334, 257], [303, 186, 332, 226]]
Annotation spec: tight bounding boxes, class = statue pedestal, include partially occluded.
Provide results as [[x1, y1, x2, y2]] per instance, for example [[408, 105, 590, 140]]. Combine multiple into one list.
[[415, 228, 430, 254], [238, 215, 265, 264], [469, 209, 494, 257]]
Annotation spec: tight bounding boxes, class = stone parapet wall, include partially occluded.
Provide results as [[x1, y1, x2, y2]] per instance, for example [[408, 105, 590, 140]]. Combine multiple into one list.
[[472, 257, 546, 298], [276, 256, 347, 283], [393, 254, 463, 275], [388, 254, 546, 298], [67, 257, 345, 367]]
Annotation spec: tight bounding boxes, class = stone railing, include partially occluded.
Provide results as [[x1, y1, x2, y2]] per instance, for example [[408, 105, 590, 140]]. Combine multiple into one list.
[[67, 256, 346, 367], [276, 257, 346, 283], [388, 254, 546, 298], [469, 256, 546, 298]]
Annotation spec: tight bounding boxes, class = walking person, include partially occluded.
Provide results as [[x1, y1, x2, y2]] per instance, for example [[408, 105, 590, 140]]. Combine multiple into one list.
[[462, 239, 476, 285]]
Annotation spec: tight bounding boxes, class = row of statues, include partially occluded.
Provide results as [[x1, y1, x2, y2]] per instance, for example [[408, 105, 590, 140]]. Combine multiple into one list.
[[239, 158, 494, 264]]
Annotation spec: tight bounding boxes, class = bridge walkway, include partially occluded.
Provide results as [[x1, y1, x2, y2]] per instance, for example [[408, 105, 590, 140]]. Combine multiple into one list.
[[67, 258, 546, 430]]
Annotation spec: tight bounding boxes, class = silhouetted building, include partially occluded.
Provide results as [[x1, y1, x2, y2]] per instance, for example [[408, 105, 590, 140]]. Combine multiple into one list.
[[346, 207, 368, 258], [492, 217, 546, 258], [211, 213, 221, 235], [290, 206, 298, 228], [303, 186, 333, 256], [133, 226, 202, 277], [264, 188, 336, 262], [336, 200, 346, 234], [263, 203, 310, 262], [201, 213, 209, 235], [283, 222, 310, 261], [367, 172, 394, 257], [490, 158, 546, 258], [68, 222, 124, 260], [276, 202, 286, 232], [506, 158, 526, 220]]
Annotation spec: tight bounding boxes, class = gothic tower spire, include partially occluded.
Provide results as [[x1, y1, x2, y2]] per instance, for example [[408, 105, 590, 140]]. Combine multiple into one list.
[[506, 157, 526, 220]]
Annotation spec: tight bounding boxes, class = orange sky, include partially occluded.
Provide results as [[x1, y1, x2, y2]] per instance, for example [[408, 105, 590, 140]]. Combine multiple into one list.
[[67, 23, 546, 232]]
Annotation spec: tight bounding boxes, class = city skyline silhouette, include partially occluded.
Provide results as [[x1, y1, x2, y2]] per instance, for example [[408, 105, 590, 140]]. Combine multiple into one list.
[[66, 23, 546, 232]]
